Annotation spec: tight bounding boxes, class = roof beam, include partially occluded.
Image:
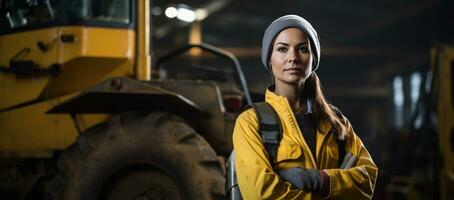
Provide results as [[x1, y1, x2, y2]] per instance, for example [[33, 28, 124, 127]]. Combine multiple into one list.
[[344, 0, 442, 40]]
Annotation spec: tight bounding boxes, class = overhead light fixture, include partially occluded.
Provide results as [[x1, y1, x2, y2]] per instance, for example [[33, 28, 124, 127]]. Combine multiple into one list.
[[195, 9, 208, 21], [177, 7, 196, 22], [151, 7, 162, 16], [165, 7, 177, 18], [164, 4, 199, 23]]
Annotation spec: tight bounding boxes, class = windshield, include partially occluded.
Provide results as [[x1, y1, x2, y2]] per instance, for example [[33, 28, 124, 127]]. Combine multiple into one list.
[[0, 0, 131, 33], [0, 0, 58, 29], [65, 0, 130, 24]]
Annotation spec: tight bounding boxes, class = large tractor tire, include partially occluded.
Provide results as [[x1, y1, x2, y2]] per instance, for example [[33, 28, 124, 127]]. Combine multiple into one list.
[[44, 112, 225, 200]]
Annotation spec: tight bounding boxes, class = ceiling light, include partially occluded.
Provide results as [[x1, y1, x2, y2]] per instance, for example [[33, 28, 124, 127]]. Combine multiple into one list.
[[151, 7, 162, 16], [177, 7, 196, 22], [165, 7, 177, 18], [195, 9, 208, 21]]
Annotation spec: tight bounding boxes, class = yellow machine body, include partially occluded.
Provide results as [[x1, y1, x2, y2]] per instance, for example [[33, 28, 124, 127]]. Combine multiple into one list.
[[0, 0, 141, 158], [0, 26, 134, 156], [433, 45, 454, 199]]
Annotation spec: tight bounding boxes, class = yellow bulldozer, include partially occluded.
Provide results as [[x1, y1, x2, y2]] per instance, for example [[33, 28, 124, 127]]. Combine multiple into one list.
[[432, 44, 454, 200], [0, 0, 250, 199], [384, 44, 454, 200]]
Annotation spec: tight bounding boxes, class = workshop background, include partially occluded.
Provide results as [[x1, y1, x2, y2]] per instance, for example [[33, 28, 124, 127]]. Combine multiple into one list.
[[154, 0, 453, 199], [0, 0, 453, 199]]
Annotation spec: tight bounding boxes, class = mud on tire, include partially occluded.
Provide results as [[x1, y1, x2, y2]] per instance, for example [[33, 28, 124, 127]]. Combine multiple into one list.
[[45, 112, 225, 200]]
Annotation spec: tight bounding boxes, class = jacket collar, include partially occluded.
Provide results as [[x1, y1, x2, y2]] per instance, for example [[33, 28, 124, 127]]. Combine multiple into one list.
[[264, 85, 331, 135]]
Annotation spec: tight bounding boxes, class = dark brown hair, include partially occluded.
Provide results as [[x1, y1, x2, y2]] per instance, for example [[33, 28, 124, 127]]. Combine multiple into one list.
[[303, 72, 350, 140]]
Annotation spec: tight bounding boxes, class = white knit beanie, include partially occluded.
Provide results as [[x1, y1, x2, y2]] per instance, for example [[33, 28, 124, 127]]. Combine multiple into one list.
[[261, 15, 321, 71]]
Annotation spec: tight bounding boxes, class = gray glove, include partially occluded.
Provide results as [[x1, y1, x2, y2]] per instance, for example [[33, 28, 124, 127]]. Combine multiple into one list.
[[277, 167, 321, 191]]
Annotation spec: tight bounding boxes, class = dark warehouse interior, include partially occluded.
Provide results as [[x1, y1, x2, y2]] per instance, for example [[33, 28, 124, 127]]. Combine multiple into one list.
[[153, 0, 453, 199], [0, 0, 453, 199]]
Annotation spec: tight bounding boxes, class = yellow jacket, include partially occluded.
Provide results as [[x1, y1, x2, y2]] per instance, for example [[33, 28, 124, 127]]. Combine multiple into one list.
[[233, 89, 378, 200]]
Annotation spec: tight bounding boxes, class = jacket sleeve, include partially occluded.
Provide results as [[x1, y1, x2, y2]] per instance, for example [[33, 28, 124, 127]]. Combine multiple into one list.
[[233, 109, 311, 200], [323, 118, 378, 200]]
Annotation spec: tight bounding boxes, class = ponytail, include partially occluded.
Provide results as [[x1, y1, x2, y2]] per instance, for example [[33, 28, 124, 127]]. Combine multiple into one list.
[[303, 72, 350, 140]]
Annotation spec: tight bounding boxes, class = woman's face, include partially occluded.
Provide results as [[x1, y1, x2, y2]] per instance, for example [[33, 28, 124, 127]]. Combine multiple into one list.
[[269, 28, 313, 86]]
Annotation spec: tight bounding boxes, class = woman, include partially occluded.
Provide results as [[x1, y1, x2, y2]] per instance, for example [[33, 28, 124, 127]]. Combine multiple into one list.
[[232, 15, 378, 199]]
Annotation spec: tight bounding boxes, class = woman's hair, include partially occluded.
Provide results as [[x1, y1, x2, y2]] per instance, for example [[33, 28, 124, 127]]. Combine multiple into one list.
[[303, 72, 350, 140]]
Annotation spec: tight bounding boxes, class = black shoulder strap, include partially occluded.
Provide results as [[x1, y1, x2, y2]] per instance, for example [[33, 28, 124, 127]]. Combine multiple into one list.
[[330, 105, 347, 167], [251, 102, 282, 166]]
